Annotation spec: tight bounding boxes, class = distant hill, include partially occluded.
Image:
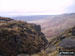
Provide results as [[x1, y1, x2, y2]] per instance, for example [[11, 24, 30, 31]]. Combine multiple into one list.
[[11, 15, 53, 21], [29, 13, 75, 38]]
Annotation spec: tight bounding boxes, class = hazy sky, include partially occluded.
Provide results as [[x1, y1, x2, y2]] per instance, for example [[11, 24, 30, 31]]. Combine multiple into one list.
[[0, 0, 75, 16]]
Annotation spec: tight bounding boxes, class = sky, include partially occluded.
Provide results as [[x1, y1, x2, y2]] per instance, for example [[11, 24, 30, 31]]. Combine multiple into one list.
[[0, 0, 75, 16]]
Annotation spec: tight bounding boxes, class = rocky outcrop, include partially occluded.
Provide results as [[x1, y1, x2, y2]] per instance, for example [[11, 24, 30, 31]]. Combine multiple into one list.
[[0, 17, 48, 56], [50, 26, 75, 46], [0, 17, 13, 21]]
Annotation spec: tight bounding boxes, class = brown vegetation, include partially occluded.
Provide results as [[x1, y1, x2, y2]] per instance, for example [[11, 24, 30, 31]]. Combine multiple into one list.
[[0, 17, 48, 56]]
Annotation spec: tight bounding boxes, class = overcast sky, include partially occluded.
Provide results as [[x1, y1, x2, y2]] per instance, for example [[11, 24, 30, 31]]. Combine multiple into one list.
[[0, 0, 75, 16]]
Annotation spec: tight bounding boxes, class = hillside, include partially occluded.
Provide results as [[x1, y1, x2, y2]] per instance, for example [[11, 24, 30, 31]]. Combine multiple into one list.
[[29, 13, 75, 38], [29, 26, 75, 56], [0, 17, 48, 56], [0, 14, 75, 56], [49, 26, 75, 46], [46, 26, 75, 56]]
